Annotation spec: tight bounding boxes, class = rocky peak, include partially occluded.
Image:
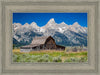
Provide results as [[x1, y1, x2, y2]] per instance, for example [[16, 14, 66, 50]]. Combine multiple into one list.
[[72, 22, 80, 27], [30, 22, 39, 28]]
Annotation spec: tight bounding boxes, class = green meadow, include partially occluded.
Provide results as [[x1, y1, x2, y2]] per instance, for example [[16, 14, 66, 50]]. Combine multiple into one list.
[[12, 49, 88, 63]]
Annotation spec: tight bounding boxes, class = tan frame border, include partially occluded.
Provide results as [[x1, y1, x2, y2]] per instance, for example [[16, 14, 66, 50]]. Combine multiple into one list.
[[0, 0, 99, 75]]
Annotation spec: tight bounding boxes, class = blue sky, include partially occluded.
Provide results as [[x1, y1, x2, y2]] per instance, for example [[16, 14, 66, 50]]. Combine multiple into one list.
[[13, 13, 87, 27]]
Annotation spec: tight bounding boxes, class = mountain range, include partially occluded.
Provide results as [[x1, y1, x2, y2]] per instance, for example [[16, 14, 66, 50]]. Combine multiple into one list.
[[13, 18, 87, 47]]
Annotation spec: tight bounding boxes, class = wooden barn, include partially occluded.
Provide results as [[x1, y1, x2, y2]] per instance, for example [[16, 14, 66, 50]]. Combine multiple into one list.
[[20, 36, 65, 52]]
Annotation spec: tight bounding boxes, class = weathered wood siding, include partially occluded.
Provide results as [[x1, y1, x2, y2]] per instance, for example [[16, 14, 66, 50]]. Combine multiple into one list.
[[45, 37, 57, 49]]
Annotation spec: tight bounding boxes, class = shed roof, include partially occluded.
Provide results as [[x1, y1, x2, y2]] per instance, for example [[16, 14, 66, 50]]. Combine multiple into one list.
[[21, 44, 40, 48]]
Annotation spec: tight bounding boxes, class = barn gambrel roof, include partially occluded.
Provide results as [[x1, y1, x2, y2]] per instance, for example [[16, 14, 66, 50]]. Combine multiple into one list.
[[31, 36, 52, 45], [21, 36, 54, 48]]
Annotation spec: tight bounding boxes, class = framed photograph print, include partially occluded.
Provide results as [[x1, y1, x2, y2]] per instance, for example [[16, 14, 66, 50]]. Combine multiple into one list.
[[12, 13, 88, 63], [0, 0, 99, 75]]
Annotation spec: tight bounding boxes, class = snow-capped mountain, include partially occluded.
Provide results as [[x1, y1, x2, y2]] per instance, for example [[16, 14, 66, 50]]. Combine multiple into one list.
[[68, 22, 87, 33], [41, 18, 87, 33], [41, 18, 68, 33], [13, 18, 87, 47]]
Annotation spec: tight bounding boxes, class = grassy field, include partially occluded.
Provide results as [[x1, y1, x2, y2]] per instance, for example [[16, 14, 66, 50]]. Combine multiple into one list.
[[12, 49, 88, 63]]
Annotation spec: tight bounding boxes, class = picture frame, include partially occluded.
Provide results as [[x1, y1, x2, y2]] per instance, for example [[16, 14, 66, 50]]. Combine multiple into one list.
[[0, 0, 99, 75]]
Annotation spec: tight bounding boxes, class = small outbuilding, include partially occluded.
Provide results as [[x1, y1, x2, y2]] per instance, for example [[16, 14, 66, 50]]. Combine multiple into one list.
[[20, 36, 65, 52]]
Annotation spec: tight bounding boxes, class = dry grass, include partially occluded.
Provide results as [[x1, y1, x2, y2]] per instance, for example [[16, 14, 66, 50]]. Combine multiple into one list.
[[30, 50, 64, 53], [13, 49, 20, 52], [13, 49, 86, 53], [13, 49, 87, 58]]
